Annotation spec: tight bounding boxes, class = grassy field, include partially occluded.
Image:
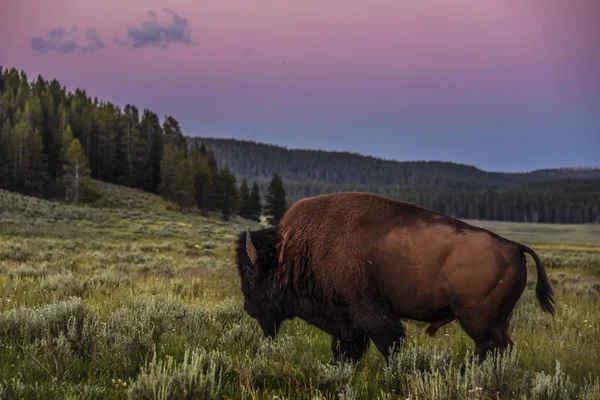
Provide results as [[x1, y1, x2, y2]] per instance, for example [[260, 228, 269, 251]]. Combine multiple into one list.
[[0, 183, 599, 399], [465, 219, 600, 247]]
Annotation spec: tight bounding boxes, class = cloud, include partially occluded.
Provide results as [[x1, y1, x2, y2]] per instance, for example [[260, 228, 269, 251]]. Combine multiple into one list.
[[47, 27, 68, 39], [117, 9, 194, 49], [81, 29, 106, 53], [31, 26, 105, 55]]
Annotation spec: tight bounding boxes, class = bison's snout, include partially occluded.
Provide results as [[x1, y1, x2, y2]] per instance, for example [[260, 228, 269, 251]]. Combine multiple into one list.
[[262, 326, 275, 339], [259, 316, 281, 339]]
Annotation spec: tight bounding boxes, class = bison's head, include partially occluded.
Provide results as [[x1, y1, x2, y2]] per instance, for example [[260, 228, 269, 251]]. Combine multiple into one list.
[[236, 227, 283, 338]]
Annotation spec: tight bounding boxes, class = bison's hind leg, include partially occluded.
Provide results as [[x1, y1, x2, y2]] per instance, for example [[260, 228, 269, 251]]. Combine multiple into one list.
[[456, 307, 516, 364], [454, 261, 525, 364], [331, 334, 370, 364]]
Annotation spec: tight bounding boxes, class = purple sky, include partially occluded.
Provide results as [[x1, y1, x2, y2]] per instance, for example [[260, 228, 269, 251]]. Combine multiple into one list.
[[1, 0, 599, 172]]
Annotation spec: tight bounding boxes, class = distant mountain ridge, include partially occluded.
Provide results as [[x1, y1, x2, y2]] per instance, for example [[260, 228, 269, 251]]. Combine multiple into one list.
[[188, 136, 600, 186], [187, 136, 600, 224]]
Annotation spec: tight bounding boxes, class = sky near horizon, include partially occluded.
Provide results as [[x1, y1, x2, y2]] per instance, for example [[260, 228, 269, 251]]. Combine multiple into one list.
[[1, 0, 599, 172]]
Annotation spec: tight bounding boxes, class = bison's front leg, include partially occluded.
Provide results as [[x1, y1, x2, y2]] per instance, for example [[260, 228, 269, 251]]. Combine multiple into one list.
[[369, 322, 406, 363], [331, 334, 370, 364]]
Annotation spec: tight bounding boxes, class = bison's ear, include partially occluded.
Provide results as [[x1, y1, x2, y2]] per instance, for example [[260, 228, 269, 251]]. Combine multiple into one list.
[[246, 229, 258, 265]]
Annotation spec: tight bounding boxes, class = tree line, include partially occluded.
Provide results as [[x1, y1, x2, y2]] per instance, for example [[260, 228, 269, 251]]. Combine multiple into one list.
[[0, 66, 288, 224], [193, 138, 600, 224], [195, 137, 600, 189]]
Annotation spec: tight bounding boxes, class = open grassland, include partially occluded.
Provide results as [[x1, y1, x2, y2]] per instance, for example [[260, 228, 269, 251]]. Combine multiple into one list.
[[0, 185, 599, 399], [465, 219, 600, 248]]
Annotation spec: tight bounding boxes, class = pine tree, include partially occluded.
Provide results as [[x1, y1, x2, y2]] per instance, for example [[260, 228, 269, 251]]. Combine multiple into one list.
[[215, 166, 239, 221], [8, 104, 47, 196], [95, 102, 119, 183], [171, 158, 196, 211], [159, 143, 184, 202], [163, 115, 186, 152], [239, 178, 250, 218], [41, 88, 63, 180], [190, 146, 215, 215], [247, 181, 262, 221], [62, 138, 91, 204], [199, 143, 207, 155], [0, 122, 14, 189], [15, 78, 30, 111], [62, 124, 74, 156], [117, 104, 145, 187], [265, 173, 286, 225], [23, 122, 47, 197], [140, 109, 163, 193], [206, 150, 220, 211]]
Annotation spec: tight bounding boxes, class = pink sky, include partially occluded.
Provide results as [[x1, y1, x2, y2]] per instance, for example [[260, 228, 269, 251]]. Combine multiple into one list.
[[1, 0, 599, 171]]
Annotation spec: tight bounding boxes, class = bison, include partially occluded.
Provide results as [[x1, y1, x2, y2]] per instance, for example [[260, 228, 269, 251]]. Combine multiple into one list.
[[235, 192, 554, 364]]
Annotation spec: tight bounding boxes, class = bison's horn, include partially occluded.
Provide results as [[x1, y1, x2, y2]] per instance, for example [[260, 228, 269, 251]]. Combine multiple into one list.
[[246, 229, 258, 265]]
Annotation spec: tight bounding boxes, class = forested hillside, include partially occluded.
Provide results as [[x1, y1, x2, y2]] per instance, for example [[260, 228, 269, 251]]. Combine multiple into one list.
[[192, 137, 600, 224], [0, 66, 289, 223]]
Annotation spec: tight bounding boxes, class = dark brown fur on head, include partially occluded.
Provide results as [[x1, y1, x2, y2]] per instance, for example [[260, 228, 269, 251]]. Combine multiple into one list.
[[235, 227, 284, 338]]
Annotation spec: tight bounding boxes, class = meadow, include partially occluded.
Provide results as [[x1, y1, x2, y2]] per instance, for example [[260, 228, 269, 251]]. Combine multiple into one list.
[[0, 183, 599, 399]]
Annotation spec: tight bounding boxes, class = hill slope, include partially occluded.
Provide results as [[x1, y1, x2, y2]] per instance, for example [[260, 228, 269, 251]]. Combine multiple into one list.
[[190, 137, 600, 187], [0, 179, 262, 240]]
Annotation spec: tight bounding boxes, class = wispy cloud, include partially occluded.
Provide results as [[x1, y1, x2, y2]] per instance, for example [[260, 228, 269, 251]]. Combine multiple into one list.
[[81, 29, 106, 53], [117, 9, 194, 49], [31, 26, 105, 55]]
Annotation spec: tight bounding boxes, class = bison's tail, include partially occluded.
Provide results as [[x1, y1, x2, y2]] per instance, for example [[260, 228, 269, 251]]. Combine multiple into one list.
[[521, 245, 555, 315]]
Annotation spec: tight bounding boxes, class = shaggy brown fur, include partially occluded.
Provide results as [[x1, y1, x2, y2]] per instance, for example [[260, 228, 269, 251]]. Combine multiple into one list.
[[236, 192, 554, 364]]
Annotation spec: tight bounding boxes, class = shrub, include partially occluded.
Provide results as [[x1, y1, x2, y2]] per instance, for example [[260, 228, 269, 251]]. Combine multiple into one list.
[[127, 348, 232, 400], [530, 361, 578, 400], [0, 297, 90, 345]]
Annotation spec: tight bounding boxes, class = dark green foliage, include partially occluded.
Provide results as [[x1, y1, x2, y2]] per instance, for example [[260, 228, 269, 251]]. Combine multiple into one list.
[[214, 166, 239, 221], [247, 182, 262, 221], [238, 179, 263, 222], [159, 144, 187, 206], [62, 138, 92, 204], [265, 173, 286, 225], [0, 103, 47, 196], [172, 158, 197, 211], [193, 158, 215, 215], [0, 67, 259, 218], [140, 109, 163, 193], [190, 143, 216, 215], [0, 68, 167, 202], [238, 179, 251, 219], [163, 115, 186, 152], [117, 104, 146, 188]]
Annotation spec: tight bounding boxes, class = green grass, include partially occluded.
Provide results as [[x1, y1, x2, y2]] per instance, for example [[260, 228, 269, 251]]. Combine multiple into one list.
[[0, 186, 599, 399]]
